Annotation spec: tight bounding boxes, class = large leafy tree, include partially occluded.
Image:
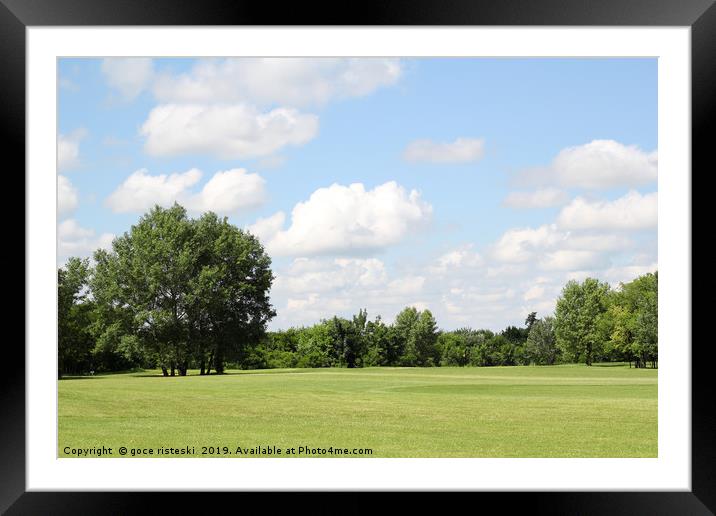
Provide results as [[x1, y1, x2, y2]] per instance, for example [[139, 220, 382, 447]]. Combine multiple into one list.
[[91, 204, 275, 376], [554, 278, 611, 366], [188, 212, 276, 374], [92, 204, 196, 376]]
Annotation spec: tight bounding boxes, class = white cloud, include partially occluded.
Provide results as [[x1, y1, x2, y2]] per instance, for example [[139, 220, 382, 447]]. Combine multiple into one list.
[[517, 140, 657, 189], [503, 188, 568, 209], [563, 233, 632, 252], [247, 212, 287, 243], [152, 58, 402, 107], [557, 191, 657, 231], [140, 103, 318, 159], [266, 226, 656, 331], [271, 257, 421, 327], [387, 276, 426, 295], [101, 58, 154, 100], [250, 181, 432, 257], [403, 137, 485, 163], [105, 168, 266, 215], [490, 224, 566, 263], [57, 129, 86, 171], [57, 219, 114, 263], [106, 168, 202, 213], [58, 175, 79, 217], [189, 169, 267, 213], [539, 249, 608, 271], [604, 263, 658, 285], [430, 245, 483, 274], [523, 285, 545, 302], [275, 258, 388, 294]]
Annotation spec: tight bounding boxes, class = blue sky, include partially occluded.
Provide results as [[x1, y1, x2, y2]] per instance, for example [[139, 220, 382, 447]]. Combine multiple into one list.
[[58, 57, 657, 331]]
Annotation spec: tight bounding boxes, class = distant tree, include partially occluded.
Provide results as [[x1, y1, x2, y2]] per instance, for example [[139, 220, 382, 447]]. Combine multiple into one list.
[[58, 257, 95, 377], [395, 307, 420, 366], [296, 322, 334, 368], [525, 311, 538, 331], [502, 325, 529, 344], [634, 274, 658, 368], [524, 316, 559, 365], [413, 310, 439, 366], [464, 329, 496, 366], [599, 271, 658, 368], [364, 315, 401, 366], [324, 315, 366, 368], [437, 332, 470, 366], [554, 278, 611, 365]]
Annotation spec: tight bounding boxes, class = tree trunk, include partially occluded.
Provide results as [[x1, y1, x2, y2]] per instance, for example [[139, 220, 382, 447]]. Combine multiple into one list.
[[200, 359, 205, 376], [206, 352, 213, 375], [170, 363, 175, 376], [161, 366, 168, 377]]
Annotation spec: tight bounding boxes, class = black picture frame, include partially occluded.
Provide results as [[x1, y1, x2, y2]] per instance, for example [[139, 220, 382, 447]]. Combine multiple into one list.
[[4, 1, 713, 513]]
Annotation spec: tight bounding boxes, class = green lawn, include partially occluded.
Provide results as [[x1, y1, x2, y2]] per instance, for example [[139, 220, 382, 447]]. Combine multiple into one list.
[[58, 364, 657, 458]]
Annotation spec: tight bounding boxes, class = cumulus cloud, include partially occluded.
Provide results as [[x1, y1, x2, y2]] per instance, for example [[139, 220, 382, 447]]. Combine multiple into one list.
[[430, 245, 483, 274], [57, 219, 114, 263], [488, 222, 635, 270], [539, 249, 608, 271], [275, 257, 388, 294], [604, 262, 659, 285], [248, 181, 432, 257], [403, 137, 485, 163], [105, 168, 266, 214], [152, 58, 403, 107], [140, 103, 318, 159], [57, 129, 86, 171], [130, 58, 402, 160], [523, 284, 545, 302], [557, 190, 657, 231], [517, 140, 657, 189], [267, 228, 655, 331], [387, 275, 426, 295], [490, 224, 566, 263], [58, 175, 79, 217], [101, 58, 154, 100], [270, 256, 430, 328], [503, 188, 568, 209]]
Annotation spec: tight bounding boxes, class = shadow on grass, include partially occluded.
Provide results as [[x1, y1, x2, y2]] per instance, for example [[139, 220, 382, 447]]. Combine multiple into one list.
[[128, 368, 316, 378], [58, 376, 106, 381], [592, 362, 657, 369]]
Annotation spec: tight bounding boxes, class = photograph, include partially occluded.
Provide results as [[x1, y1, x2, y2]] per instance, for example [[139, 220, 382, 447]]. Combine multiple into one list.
[[57, 56, 659, 459]]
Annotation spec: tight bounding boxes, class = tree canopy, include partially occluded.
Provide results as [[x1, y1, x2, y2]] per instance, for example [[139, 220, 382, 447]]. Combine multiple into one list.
[[79, 204, 275, 377]]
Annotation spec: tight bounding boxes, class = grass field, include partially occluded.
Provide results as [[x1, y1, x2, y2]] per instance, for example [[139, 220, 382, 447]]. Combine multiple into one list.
[[58, 364, 657, 458]]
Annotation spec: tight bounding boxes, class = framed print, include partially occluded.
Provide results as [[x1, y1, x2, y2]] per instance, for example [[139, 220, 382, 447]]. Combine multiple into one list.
[[5, 0, 715, 513]]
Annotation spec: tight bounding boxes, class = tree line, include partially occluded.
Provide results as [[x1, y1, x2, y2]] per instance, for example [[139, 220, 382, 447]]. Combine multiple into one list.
[[58, 204, 657, 377]]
